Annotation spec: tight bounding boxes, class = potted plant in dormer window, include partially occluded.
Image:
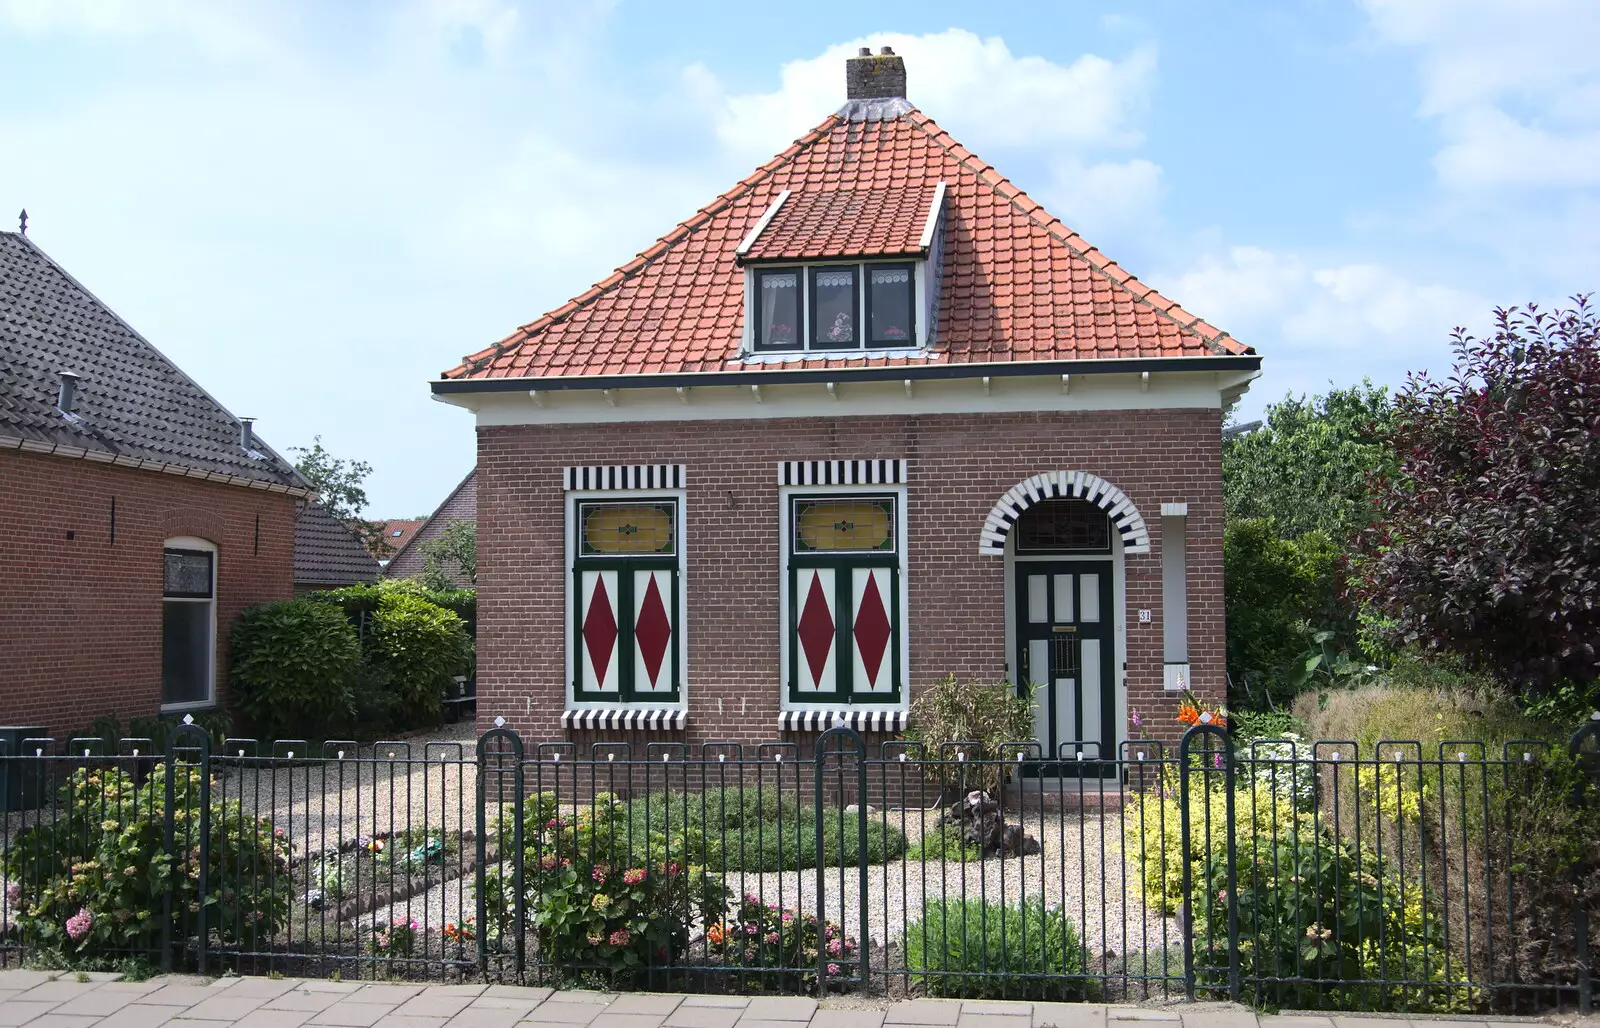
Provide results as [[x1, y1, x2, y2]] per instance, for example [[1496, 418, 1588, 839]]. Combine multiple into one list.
[[827, 312, 853, 342], [881, 324, 907, 340], [768, 323, 793, 342]]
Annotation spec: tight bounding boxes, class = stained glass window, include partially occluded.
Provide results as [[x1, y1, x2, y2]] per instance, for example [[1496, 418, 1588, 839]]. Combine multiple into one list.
[[163, 549, 214, 598], [580, 502, 675, 556], [793, 496, 895, 552], [1014, 500, 1112, 554]]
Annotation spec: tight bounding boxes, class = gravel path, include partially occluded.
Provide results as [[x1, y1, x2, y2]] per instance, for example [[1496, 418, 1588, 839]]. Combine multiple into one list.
[[360, 806, 1179, 963]]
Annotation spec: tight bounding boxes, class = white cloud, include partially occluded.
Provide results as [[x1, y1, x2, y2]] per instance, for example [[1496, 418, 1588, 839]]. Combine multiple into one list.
[[1360, 0, 1600, 190], [1046, 157, 1163, 238], [694, 29, 1157, 160], [1165, 246, 1485, 407]]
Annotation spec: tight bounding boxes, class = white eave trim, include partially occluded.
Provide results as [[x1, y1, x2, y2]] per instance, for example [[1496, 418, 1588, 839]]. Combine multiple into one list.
[[736, 190, 790, 257], [0, 433, 316, 498], [918, 181, 947, 252]]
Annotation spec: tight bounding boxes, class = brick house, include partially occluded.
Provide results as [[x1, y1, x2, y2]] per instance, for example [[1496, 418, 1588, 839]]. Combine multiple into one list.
[[432, 50, 1260, 760], [384, 468, 477, 585], [0, 230, 311, 734]]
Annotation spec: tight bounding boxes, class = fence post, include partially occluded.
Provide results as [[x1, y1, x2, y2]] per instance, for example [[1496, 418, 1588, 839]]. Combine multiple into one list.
[[1179, 721, 1237, 1003], [814, 723, 867, 999], [1568, 716, 1600, 1014], [477, 721, 525, 981], [166, 718, 212, 975]]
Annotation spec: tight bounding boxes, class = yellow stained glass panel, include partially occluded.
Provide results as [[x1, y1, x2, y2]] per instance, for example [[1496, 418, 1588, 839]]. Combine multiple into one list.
[[583, 504, 674, 554], [796, 500, 892, 552]]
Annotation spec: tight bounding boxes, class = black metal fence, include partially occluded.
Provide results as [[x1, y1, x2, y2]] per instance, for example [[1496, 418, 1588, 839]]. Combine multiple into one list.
[[1, 719, 1596, 1013]]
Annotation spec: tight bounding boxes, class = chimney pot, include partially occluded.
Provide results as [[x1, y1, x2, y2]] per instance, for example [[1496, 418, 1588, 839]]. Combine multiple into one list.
[[880, 46, 894, 55], [845, 46, 907, 101], [56, 370, 80, 414]]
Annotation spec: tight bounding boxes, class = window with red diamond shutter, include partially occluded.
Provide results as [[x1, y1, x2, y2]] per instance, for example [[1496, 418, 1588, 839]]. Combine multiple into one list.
[[787, 495, 901, 704], [573, 500, 680, 702]]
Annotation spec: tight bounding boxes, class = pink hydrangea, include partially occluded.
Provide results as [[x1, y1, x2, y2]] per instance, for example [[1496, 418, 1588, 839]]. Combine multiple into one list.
[[764, 931, 780, 944], [608, 929, 631, 947], [827, 938, 844, 955], [540, 854, 559, 870], [65, 907, 92, 941], [4, 881, 19, 905], [591, 865, 608, 884], [827, 963, 841, 976], [622, 868, 646, 885]]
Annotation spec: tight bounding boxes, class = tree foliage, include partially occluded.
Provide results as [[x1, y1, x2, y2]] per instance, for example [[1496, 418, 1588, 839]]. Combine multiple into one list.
[[419, 521, 477, 590], [290, 436, 389, 557], [1224, 519, 1346, 709], [1223, 382, 1394, 543], [1355, 297, 1600, 691]]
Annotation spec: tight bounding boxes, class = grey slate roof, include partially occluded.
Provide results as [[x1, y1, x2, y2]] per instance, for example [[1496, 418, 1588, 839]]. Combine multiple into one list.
[[0, 232, 305, 490], [295, 503, 381, 588], [386, 468, 476, 584]]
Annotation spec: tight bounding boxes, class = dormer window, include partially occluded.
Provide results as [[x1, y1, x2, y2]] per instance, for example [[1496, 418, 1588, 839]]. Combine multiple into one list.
[[738, 183, 946, 355]]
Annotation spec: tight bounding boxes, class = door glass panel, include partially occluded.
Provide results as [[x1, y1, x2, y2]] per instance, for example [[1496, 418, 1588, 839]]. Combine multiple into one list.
[[1053, 574, 1074, 623], [1026, 639, 1048, 690], [1079, 573, 1101, 623], [1051, 635, 1080, 754], [1081, 638, 1103, 747], [1027, 574, 1048, 624]]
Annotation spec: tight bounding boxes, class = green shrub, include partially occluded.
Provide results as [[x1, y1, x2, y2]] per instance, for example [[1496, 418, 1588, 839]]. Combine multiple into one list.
[[1192, 827, 1471, 1012], [1299, 681, 1600, 1005], [619, 787, 905, 871], [1130, 777, 1311, 916], [707, 895, 858, 990], [4, 764, 291, 963], [230, 599, 362, 739], [906, 824, 982, 863], [902, 674, 1036, 794], [484, 793, 726, 981], [1224, 520, 1348, 710], [365, 591, 472, 727], [904, 897, 1090, 1000], [310, 579, 476, 636]]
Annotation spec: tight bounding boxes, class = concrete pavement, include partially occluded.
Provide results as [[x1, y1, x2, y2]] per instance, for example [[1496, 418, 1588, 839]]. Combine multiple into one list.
[[0, 971, 1562, 1028]]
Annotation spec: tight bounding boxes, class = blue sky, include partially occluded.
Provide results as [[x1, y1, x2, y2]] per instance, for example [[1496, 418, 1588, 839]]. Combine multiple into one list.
[[4, 0, 1597, 515]]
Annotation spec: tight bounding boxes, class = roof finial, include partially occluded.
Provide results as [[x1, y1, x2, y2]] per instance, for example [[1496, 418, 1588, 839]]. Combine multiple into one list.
[[18, 209, 27, 235]]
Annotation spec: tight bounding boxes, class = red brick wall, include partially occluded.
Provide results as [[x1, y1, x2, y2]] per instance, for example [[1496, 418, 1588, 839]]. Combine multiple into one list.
[[0, 449, 298, 735], [474, 409, 1225, 752]]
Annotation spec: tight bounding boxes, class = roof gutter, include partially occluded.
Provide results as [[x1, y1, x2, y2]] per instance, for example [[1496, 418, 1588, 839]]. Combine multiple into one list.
[[0, 432, 318, 499], [431, 353, 1262, 397]]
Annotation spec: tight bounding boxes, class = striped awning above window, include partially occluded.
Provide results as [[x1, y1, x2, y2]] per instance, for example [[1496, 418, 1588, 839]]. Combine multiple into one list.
[[779, 709, 908, 733], [564, 465, 685, 491], [561, 709, 686, 731]]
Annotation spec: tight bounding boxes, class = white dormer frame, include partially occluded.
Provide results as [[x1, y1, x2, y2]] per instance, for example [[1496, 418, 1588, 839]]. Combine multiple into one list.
[[739, 183, 946, 357]]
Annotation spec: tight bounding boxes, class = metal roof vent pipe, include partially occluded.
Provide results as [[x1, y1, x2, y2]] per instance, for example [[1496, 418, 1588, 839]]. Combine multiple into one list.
[[56, 370, 80, 415], [239, 417, 256, 450]]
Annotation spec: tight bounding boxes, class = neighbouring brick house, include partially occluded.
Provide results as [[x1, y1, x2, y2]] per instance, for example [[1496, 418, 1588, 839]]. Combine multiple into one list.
[[0, 230, 311, 734], [432, 50, 1260, 762], [384, 468, 476, 585]]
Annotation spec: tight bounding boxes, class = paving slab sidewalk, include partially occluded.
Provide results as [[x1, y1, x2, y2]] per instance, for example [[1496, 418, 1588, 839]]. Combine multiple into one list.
[[0, 972, 1568, 1028]]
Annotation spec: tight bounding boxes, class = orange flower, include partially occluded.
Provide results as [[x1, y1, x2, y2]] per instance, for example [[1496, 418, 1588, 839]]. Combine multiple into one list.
[[705, 923, 725, 947], [1176, 702, 1200, 725]]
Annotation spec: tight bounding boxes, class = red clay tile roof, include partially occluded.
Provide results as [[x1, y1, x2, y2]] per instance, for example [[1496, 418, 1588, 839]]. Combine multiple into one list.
[[443, 109, 1248, 381], [741, 186, 935, 263]]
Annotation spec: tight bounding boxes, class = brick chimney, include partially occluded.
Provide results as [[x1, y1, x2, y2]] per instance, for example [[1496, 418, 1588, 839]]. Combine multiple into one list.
[[846, 46, 906, 100]]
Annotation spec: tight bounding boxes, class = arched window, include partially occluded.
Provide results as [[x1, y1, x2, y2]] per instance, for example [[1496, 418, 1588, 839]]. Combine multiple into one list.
[[162, 536, 216, 710], [1013, 499, 1112, 555]]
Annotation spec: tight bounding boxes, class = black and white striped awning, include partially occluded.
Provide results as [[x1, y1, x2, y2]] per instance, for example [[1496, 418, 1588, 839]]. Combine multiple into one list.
[[562, 709, 687, 731], [564, 465, 685, 491], [979, 470, 1151, 556], [779, 460, 907, 487], [779, 710, 908, 733]]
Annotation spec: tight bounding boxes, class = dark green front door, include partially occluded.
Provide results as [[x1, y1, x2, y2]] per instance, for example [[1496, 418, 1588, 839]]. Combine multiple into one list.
[[1014, 560, 1115, 776]]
